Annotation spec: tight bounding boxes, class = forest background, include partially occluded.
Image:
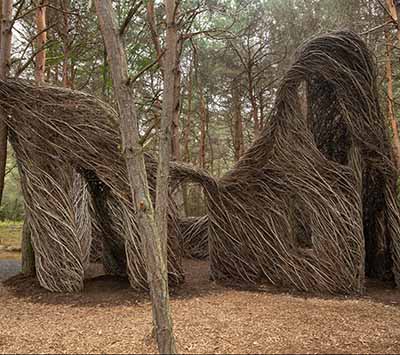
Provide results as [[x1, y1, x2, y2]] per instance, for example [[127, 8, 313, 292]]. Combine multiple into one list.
[[0, 0, 396, 221]]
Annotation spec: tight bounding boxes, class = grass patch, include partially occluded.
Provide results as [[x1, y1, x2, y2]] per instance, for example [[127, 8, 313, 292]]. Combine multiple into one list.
[[0, 221, 22, 260]]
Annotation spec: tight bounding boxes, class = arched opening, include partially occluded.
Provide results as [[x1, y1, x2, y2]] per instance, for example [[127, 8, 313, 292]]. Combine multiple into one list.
[[304, 73, 394, 282]]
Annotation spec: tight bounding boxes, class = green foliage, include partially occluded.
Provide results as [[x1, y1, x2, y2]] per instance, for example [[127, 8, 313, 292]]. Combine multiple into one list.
[[0, 146, 24, 221], [0, 220, 22, 248], [5, 0, 397, 220]]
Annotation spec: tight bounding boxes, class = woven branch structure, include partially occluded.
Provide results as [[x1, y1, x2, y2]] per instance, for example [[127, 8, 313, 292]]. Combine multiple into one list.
[[178, 216, 209, 259], [173, 31, 400, 294], [0, 82, 184, 292], [0, 30, 399, 294]]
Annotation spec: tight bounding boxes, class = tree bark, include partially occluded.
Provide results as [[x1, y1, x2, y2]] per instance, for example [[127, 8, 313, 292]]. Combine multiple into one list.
[[199, 91, 207, 169], [60, 0, 71, 88], [387, 0, 400, 44], [35, 0, 47, 83], [259, 91, 265, 131], [146, 0, 180, 162], [232, 80, 244, 161], [155, 0, 178, 344], [146, 1, 163, 62], [21, 212, 35, 275], [248, 70, 259, 135], [24, 0, 47, 274], [0, 0, 12, 204], [95, 1, 176, 353], [384, 26, 400, 170], [171, 67, 180, 161], [184, 66, 192, 163]]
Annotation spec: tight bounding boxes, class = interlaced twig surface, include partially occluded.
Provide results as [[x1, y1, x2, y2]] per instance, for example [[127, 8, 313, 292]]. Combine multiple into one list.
[[0, 82, 184, 292], [179, 216, 209, 259], [173, 31, 400, 294], [0, 30, 399, 294]]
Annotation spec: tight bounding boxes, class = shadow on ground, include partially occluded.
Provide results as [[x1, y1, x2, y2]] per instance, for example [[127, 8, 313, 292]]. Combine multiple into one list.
[[3, 259, 400, 309]]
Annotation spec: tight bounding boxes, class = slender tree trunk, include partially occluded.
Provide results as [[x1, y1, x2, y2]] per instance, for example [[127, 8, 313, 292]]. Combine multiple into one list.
[[146, 0, 163, 61], [146, 0, 180, 162], [171, 68, 180, 161], [60, 0, 71, 88], [26, 0, 47, 273], [206, 109, 214, 174], [154, 0, 178, 348], [55, 63, 59, 83], [259, 92, 264, 131], [21, 211, 35, 275], [387, 0, 400, 44], [232, 80, 244, 161], [35, 0, 47, 83], [248, 70, 259, 135], [102, 48, 108, 98], [199, 91, 207, 169], [385, 26, 400, 170], [95, 1, 176, 353], [0, 0, 12, 206], [184, 68, 192, 163], [182, 66, 193, 216]]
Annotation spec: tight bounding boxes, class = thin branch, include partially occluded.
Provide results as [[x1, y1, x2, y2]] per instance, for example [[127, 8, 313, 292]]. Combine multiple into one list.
[[15, 39, 56, 77], [127, 51, 164, 86], [119, 0, 143, 36], [360, 20, 392, 35]]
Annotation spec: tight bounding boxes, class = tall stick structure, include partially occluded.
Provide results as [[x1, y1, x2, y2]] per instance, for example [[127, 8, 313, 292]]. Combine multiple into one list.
[[173, 31, 400, 293]]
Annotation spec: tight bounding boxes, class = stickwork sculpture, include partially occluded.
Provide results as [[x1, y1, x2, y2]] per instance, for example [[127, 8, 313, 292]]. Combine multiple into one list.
[[179, 216, 208, 259], [0, 82, 184, 292], [173, 31, 400, 294], [0, 30, 399, 294]]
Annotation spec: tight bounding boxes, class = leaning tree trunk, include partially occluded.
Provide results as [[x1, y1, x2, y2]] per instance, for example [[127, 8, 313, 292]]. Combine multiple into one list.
[[385, 26, 400, 170], [0, 0, 12, 204], [95, 1, 176, 353]]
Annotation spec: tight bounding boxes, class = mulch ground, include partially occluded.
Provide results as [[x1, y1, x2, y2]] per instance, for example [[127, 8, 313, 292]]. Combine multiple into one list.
[[1, 259, 400, 354]]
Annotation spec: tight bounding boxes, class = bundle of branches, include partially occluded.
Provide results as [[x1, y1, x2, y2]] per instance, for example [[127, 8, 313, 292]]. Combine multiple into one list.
[[173, 31, 400, 294], [179, 216, 209, 259], [0, 81, 184, 292], [1, 30, 399, 295]]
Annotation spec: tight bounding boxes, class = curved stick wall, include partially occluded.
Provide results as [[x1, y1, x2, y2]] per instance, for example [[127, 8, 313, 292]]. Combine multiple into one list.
[[0, 30, 399, 294]]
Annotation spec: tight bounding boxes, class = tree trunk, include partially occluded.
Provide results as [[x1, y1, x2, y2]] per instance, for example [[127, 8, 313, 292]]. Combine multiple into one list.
[[60, 0, 71, 88], [184, 66, 192, 163], [95, 1, 176, 353], [387, 0, 400, 43], [35, 0, 47, 83], [199, 92, 207, 169], [21, 212, 35, 275], [259, 92, 264, 131], [385, 26, 400, 170], [24, 0, 47, 275], [155, 0, 178, 347], [248, 70, 259, 135], [0, 0, 12, 205], [171, 68, 180, 161], [146, 0, 180, 162], [232, 80, 244, 161]]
